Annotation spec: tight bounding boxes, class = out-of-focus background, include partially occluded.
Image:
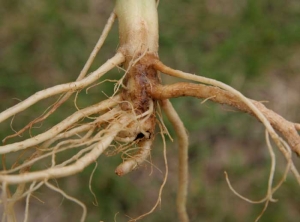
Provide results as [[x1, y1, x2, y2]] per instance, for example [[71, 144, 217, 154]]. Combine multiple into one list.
[[1, 0, 300, 221]]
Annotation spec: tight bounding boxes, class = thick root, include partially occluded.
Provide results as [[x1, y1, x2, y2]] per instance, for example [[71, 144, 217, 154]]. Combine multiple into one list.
[[150, 82, 300, 156]]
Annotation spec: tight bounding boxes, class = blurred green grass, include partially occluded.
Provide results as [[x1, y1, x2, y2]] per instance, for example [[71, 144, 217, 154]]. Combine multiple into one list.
[[1, 0, 300, 221]]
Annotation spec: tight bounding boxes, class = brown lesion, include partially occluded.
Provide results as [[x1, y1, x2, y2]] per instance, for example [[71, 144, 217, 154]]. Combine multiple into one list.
[[121, 54, 160, 113], [120, 53, 160, 139], [113, 54, 161, 175]]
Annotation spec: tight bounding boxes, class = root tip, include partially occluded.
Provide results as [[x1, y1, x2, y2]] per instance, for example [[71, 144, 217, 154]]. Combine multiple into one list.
[[115, 160, 137, 176], [115, 169, 125, 176]]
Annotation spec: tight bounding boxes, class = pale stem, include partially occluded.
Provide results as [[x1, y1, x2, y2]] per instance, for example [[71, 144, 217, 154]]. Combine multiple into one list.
[[115, 0, 158, 55]]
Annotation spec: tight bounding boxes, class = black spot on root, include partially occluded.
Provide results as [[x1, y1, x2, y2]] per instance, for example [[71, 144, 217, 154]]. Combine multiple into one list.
[[134, 133, 145, 141]]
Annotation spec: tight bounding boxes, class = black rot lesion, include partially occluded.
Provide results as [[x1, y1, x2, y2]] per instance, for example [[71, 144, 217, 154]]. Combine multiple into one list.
[[134, 131, 152, 141], [119, 54, 160, 145]]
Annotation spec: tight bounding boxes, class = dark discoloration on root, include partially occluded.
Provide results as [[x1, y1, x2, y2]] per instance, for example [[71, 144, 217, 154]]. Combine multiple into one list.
[[121, 54, 160, 113], [120, 54, 160, 137], [114, 54, 161, 175]]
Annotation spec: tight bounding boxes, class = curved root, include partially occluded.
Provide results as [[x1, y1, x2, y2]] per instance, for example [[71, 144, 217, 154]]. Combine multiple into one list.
[[0, 53, 124, 124], [160, 99, 189, 222]]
